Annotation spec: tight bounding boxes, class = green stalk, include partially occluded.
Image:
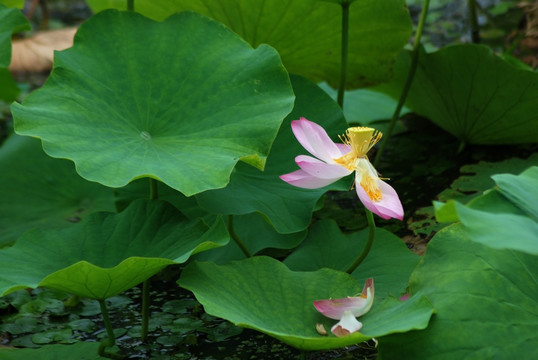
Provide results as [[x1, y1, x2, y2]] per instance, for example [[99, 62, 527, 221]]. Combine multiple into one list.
[[127, 0, 134, 11], [149, 178, 158, 200], [99, 300, 116, 345], [336, 1, 377, 271], [228, 215, 253, 258], [140, 280, 150, 341], [98, 300, 123, 359], [468, 0, 480, 43], [336, 1, 350, 108], [373, 0, 430, 168], [140, 178, 158, 341], [345, 210, 375, 274]]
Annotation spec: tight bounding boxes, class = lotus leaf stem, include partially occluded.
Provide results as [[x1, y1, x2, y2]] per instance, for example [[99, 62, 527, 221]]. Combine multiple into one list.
[[140, 178, 158, 341], [149, 177, 158, 199], [468, 0, 480, 43], [374, 0, 431, 167], [141, 280, 150, 341], [346, 210, 376, 274], [337, 1, 350, 108], [227, 215, 253, 258], [127, 0, 134, 11], [98, 299, 123, 359]]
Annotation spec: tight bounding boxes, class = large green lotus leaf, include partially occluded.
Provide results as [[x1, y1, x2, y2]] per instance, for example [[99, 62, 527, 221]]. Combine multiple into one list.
[[435, 167, 538, 255], [0, 342, 104, 359], [284, 219, 420, 299], [11, 10, 294, 196], [0, 200, 229, 299], [179, 256, 433, 350], [492, 166, 538, 221], [86, 0, 412, 89], [194, 213, 307, 264], [378, 224, 538, 359], [0, 3, 29, 101], [376, 44, 538, 144], [196, 75, 351, 234], [0, 135, 116, 247]]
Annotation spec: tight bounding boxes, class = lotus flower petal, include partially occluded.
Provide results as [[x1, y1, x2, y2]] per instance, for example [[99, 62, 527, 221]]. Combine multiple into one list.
[[295, 155, 352, 179], [282, 118, 404, 221], [291, 118, 343, 164], [313, 278, 374, 319], [330, 310, 363, 337], [356, 179, 404, 220], [280, 169, 340, 189]]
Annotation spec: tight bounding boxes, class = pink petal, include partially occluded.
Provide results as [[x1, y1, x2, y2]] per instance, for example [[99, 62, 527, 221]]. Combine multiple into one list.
[[316, 323, 328, 336], [295, 155, 352, 179], [313, 278, 374, 319], [361, 278, 375, 302], [280, 169, 340, 189], [355, 178, 404, 220], [291, 118, 342, 164], [330, 310, 363, 337], [314, 297, 369, 320], [400, 293, 410, 301]]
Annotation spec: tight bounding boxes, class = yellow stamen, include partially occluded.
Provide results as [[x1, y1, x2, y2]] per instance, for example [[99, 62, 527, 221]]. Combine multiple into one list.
[[360, 173, 383, 202], [334, 127, 382, 169], [346, 127, 382, 156], [334, 127, 384, 202], [334, 127, 382, 170]]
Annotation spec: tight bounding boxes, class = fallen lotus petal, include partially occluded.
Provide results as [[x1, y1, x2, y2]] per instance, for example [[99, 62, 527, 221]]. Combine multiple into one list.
[[330, 310, 363, 337], [281, 118, 403, 220], [313, 278, 374, 336], [316, 323, 328, 336]]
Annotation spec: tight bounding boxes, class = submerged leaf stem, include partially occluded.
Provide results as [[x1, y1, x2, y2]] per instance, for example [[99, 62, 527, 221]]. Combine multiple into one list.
[[98, 299, 123, 359]]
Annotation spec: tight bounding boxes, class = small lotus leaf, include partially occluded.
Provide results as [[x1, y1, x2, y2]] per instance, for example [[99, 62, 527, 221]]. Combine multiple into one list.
[[435, 166, 538, 255], [0, 200, 229, 299], [379, 224, 538, 359], [179, 256, 433, 350], [492, 166, 538, 221], [0, 1, 24, 9], [12, 10, 294, 196], [0, 342, 103, 359], [0, 3, 29, 101], [0, 3, 29, 66], [438, 153, 538, 203]]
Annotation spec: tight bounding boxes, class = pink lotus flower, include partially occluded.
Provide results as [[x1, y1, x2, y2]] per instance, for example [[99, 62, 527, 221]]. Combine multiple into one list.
[[314, 278, 374, 337], [280, 118, 403, 220]]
